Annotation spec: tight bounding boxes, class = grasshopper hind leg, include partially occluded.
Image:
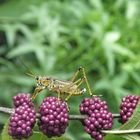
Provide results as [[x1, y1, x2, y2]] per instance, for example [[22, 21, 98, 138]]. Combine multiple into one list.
[[70, 67, 93, 97], [65, 87, 86, 102]]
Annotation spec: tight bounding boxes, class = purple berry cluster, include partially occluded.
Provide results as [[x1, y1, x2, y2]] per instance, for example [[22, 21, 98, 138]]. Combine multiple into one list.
[[8, 93, 36, 139], [80, 97, 113, 140], [38, 97, 69, 137], [119, 95, 140, 123]]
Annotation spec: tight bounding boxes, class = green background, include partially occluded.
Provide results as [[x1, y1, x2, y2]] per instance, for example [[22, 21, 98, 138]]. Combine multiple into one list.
[[0, 0, 140, 139]]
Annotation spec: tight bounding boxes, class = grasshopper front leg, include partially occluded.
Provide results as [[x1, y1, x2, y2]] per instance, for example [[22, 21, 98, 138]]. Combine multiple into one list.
[[31, 86, 45, 100]]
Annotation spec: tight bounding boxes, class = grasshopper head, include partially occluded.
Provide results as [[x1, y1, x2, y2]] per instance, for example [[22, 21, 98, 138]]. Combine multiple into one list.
[[35, 76, 50, 87], [35, 76, 43, 87]]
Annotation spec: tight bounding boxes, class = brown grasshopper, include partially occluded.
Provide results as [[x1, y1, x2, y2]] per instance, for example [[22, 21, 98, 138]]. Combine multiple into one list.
[[27, 67, 94, 101]]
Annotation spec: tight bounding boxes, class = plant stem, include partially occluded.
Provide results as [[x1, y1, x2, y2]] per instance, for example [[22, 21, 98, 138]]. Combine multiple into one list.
[[0, 107, 119, 120], [0, 107, 14, 114], [101, 129, 140, 134], [69, 114, 120, 120]]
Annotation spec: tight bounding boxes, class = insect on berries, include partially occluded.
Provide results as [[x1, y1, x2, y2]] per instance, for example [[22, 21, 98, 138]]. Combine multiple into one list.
[[27, 67, 94, 101]]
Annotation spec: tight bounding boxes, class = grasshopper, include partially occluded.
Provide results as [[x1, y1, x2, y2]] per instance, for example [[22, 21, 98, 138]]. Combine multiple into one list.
[[27, 67, 94, 101]]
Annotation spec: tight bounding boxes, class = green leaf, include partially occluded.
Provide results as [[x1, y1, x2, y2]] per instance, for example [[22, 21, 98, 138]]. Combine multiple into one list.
[[126, 0, 139, 21], [7, 44, 37, 58], [119, 101, 140, 140], [1, 120, 13, 140], [102, 32, 120, 75], [113, 44, 134, 58], [30, 132, 71, 140], [104, 134, 126, 140], [103, 32, 120, 43], [0, 0, 44, 18]]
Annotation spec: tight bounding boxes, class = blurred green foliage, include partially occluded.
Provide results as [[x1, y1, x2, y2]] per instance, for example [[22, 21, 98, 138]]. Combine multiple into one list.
[[0, 0, 140, 139]]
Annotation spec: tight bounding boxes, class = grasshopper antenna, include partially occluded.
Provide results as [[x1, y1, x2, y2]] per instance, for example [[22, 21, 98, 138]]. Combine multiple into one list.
[[17, 58, 37, 78], [24, 67, 37, 78], [26, 71, 36, 78]]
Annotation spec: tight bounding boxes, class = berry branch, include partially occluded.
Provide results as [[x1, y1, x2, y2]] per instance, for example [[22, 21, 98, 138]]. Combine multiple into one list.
[[0, 106, 120, 120], [1, 106, 140, 135], [0, 107, 14, 114], [2, 94, 140, 140]]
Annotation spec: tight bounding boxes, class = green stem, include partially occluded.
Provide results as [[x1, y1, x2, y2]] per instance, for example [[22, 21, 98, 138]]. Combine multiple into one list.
[[101, 129, 140, 134]]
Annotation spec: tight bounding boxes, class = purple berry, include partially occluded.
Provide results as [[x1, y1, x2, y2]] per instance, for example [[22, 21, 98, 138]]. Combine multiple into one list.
[[8, 105, 36, 139], [38, 97, 69, 137], [13, 93, 33, 108], [119, 95, 140, 123], [80, 97, 113, 140]]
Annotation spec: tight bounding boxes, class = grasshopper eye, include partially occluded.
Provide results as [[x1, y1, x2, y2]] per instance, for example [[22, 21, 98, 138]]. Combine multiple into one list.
[[35, 76, 39, 81], [46, 77, 51, 80]]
